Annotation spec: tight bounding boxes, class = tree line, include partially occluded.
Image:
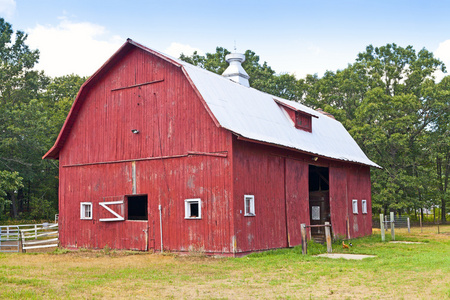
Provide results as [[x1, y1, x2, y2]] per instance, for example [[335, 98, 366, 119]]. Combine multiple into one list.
[[181, 45, 450, 222], [1, 18, 448, 222], [0, 19, 86, 221]]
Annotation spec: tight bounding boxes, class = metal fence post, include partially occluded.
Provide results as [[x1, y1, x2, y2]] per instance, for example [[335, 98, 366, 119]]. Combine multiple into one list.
[[301, 223, 307, 255], [390, 212, 395, 241], [407, 217, 410, 233], [325, 222, 332, 253], [380, 214, 385, 242]]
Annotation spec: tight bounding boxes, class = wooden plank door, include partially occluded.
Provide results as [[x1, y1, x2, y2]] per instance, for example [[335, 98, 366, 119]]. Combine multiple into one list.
[[285, 158, 309, 247]]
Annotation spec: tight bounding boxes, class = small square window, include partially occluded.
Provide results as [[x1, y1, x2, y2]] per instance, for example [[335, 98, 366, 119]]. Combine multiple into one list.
[[244, 195, 255, 216], [185, 198, 201, 219], [362, 200, 367, 214], [295, 112, 312, 132], [352, 199, 358, 214], [80, 202, 92, 220]]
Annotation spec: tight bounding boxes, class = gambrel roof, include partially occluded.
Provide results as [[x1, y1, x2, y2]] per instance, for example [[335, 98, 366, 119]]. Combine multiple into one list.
[[44, 39, 379, 168]]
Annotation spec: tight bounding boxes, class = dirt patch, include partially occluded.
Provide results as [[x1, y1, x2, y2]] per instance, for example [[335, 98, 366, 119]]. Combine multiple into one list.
[[316, 253, 376, 260], [389, 241, 425, 244]]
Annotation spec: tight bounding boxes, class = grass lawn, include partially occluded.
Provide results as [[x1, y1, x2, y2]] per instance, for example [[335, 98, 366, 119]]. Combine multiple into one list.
[[0, 226, 449, 299]]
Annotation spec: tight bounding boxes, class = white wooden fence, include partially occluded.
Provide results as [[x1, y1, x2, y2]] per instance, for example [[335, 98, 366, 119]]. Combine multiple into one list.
[[0, 225, 20, 252], [20, 223, 59, 252], [0, 222, 59, 252]]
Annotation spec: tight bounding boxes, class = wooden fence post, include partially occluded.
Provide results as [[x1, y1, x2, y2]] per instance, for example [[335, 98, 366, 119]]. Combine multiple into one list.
[[346, 217, 350, 239], [380, 214, 385, 242], [390, 212, 395, 241], [407, 217, 410, 233], [301, 224, 307, 255], [325, 222, 332, 253]]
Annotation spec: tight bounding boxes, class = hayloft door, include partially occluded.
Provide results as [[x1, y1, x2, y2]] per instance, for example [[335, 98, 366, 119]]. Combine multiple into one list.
[[98, 196, 125, 221]]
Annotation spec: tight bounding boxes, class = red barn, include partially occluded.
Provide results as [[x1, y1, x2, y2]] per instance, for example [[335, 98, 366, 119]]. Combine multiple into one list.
[[44, 39, 379, 256]]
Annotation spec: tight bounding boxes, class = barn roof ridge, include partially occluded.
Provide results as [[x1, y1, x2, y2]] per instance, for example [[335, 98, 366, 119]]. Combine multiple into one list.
[[43, 39, 380, 168]]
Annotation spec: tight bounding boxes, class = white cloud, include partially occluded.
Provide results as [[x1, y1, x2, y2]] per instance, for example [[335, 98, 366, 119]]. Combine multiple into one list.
[[164, 42, 204, 59], [434, 39, 450, 82], [26, 18, 123, 77], [0, 0, 16, 18]]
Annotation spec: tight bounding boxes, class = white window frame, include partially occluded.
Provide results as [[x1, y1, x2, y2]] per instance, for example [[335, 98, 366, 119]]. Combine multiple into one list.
[[80, 202, 93, 220], [352, 199, 358, 214], [244, 195, 255, 216], [185, 198, 201, 219], [362, 199, 367, 214]]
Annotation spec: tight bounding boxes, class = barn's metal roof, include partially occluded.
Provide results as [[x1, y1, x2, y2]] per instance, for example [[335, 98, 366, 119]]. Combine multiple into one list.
[[44, 39, 380, 168], [150, 44, 379, 168]]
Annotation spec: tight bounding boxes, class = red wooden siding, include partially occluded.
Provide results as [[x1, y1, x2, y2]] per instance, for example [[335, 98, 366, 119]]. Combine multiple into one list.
[[59, 47, 229, 166], [136, 156, 232, 253], [56, 43, 374, 255], [346, 166, 372, 238], [232, 138, 373, 253], [329, 166, 349, 239], [58, 47, 234, 254], [59, 163, 148, 250], [285, 158, 309, 246], [232, 139, 288, 253]]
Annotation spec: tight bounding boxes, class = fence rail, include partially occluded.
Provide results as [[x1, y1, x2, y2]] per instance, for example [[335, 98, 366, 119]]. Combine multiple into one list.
[[0, 222, 59, 253], [0, 225, 20, 252], [21, 223, 59, 252]]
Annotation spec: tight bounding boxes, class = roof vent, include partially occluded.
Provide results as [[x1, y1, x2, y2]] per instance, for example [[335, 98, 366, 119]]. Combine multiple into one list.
[[222, 53, 250, 87]]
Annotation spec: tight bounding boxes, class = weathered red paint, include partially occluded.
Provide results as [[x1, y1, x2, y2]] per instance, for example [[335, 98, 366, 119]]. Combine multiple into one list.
[[48, 41, 374, 256]]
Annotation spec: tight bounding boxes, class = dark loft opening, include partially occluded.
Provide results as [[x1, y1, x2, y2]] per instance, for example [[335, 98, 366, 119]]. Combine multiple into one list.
[[309, 165, 329, 192], [127, 195, 148, 220], [189, 202, 199, 217], [309, 165, 330, 238]]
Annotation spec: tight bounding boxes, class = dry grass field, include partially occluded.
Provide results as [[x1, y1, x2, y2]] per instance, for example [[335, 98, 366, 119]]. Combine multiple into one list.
[[1, 226, 449, 299]]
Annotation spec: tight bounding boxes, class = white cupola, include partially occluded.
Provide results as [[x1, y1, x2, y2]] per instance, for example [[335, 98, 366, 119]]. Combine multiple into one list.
[[222, 53, 250, 87]]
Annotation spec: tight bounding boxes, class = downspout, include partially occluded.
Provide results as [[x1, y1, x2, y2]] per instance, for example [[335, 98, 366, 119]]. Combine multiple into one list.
[[284, 158, 290, 246], [159, 205, 163, 253]]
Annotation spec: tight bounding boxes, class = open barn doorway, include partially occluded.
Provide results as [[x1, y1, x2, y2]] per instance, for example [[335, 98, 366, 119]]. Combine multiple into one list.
[[309, 165, 330, 242]]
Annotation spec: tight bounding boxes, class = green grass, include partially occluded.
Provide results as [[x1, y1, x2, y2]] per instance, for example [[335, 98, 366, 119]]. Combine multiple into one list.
[[0, 226, 449, 299]]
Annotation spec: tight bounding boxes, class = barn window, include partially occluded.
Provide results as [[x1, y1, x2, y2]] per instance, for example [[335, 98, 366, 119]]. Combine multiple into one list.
[[352, 199, 358, 214], [295, 111, 312, 132], [362, 200, 367, 214], [274, 99, 315, 133], [244, 195, 255, 216], [127, 195, 148, 220], [80, 202, 92, 220], [185, 198, 201, 219]]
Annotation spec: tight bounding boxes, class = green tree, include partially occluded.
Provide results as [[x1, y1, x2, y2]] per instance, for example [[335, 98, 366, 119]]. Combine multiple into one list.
[[0, 18, 85, 220], [317, 44, 446, 215], [0, 18, 46, 219], [179, 47, 305, 100], [428, 76, 450, 222], [0, 170, 23, 220]]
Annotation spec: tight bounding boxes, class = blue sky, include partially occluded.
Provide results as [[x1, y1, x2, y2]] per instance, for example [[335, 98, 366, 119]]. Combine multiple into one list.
[[2, 0, 449, 80]]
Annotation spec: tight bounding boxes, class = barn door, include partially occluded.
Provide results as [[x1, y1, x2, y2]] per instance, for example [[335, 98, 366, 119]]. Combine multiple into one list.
[[285, 158, 309, 247], [99, 196, 125, 222], [329, 167, 349, 239]]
